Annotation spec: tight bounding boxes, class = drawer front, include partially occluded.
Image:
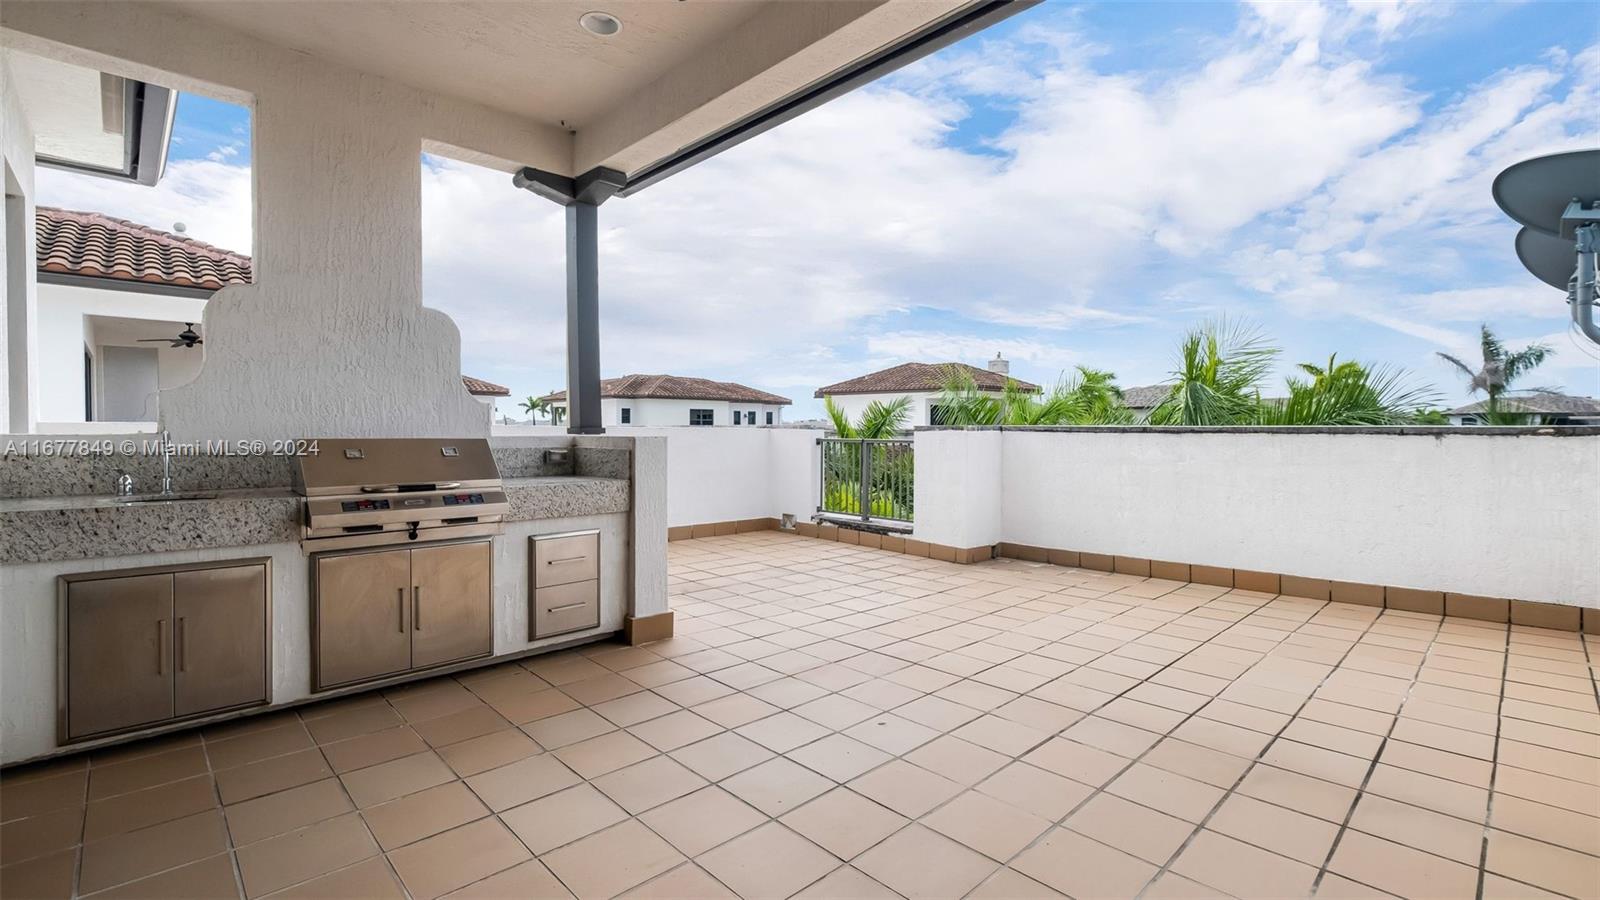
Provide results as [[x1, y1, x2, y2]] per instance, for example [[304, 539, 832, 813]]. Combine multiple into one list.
[[533, 580, 599, 638], [534, 533, 599, 587]]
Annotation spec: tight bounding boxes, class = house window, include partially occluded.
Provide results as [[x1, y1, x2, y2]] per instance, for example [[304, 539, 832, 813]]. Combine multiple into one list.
[[620, 407, 631, 424], [766, 411, 773, 425], [690, 408, 713, 426]]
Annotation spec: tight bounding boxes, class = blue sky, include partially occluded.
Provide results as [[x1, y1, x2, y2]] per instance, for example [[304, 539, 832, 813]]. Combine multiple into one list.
[[37, 0, 1600, 419]]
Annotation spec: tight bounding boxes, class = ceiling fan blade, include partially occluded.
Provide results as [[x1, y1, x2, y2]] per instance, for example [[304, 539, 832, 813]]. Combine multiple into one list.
[[136, 337, 172, 342]]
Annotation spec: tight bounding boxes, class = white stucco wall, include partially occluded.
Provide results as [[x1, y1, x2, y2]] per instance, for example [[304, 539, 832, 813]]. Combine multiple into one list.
[[912, 429, 1002, 550], [3, 2, 570, 442], [825, 391, 941, 429], [496, 424, 823, 528], [913, 428, 1600, 608], [1, 50, 38, 434], [550, 398, 787, 427], [36, 282, 208, 424]]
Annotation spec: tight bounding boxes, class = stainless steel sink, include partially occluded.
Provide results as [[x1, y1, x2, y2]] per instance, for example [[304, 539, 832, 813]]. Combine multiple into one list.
[[114, 492, 220, 505]]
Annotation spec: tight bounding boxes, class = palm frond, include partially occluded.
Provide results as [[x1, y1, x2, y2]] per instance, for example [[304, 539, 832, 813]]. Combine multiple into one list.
[[823, 396, 856, 438], [857, 396, 912, 439]]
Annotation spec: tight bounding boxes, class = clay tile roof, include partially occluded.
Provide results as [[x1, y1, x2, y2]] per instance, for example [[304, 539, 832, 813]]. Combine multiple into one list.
[[36, 206, 252, 291], [462, 376, 510, 397], [1447, 393, 1600, 416], [1121, 384, 1171, 409], [540, 375, 791, 405], [814, 362, 1039, 398]]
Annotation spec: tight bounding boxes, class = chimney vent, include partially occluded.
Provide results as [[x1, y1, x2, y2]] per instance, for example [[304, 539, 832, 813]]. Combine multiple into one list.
[[987, 353, 1009, 376]]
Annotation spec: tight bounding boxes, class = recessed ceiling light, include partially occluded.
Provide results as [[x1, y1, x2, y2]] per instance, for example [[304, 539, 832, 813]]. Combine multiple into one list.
[[579, 11, 622, 36]]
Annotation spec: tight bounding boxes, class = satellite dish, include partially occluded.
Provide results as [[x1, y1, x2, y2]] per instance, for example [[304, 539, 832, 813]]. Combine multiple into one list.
[[1491, 149, 1600, 236], [1515, 227, 1579, 291]]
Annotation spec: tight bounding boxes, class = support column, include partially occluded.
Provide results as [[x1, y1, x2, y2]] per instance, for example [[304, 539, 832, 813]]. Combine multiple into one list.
[[566, 201, 603, 434], [513, 165, 625, 436]]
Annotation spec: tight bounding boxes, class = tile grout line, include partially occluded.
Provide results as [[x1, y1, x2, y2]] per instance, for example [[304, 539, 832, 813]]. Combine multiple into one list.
[[1303, 613, 1456, 896], [1469, 620, 1514, 900], [1130, 597, 1392, 899]]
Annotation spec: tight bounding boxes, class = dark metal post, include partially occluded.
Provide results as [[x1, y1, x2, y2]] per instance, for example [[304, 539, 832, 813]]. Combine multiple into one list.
[[566, 201, 603, 434], [858, 440, 870, 522]]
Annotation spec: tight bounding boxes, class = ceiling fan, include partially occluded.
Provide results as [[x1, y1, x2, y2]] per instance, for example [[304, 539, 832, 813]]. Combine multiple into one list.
[[138, 323, 203, 348]]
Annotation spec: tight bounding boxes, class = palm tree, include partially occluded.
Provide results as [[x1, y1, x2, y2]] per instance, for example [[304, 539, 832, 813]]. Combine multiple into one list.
[[517, 395, 549, 423], [933, 366, 1133, 426], [823, 395, 911, 438], [1257, 355, 1438, 425], [1147, 320, 1276, 426], [1437, 325, 1554, 424]]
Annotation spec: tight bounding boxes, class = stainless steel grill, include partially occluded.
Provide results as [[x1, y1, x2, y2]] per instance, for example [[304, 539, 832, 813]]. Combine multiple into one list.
[[292, 438, 508, 552]]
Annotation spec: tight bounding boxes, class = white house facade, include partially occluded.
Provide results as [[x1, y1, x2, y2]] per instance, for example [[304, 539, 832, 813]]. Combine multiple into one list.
[[815, 356, 1037, 428], [542, 375, 790, 427], [36, 206, 508, 428]]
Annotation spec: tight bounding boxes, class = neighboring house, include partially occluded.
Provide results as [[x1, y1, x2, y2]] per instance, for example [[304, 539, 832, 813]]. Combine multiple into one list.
[[814, 355, 1039, 427], [1121, 384, 1171, 422], [540, 375, 791, 426], [36, 207, 503, 426], [1447, 394, 1600, 426]]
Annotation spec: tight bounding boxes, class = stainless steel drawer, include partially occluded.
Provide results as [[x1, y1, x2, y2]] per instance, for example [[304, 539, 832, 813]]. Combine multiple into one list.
[[533, 580, 599, 638], [534, 532, 598, 587]]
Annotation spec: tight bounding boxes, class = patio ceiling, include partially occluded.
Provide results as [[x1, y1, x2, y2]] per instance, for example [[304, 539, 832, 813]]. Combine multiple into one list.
[[148, 0, 975, 176]]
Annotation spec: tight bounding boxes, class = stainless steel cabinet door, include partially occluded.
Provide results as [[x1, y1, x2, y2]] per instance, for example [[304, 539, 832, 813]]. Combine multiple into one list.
[[174, 565, 268, 716], [315, 550, 412, 689], [410, 541, 492, 669], [66, 574, 174, 739]]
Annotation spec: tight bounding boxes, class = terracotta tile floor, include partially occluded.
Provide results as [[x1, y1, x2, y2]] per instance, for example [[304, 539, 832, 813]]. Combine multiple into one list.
[[4, 532, 1599, 899]]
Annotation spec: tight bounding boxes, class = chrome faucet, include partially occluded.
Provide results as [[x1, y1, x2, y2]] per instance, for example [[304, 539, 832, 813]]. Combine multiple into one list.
[[115, 473, 136, 497], [160, 430, 175, 495]]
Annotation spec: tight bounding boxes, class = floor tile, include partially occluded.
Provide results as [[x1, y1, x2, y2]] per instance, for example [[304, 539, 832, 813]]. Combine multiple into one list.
[[922, 790, 1051, 861], [540, 820, 684, 900], [88, 747, 208, 801], [411, 707, 512, 749], [697, 822, 838, 900], [1011, 827, 1158, 899], [847, 760, 963, 818], [628, 710, 723, 752], [442, 859, 569, 900], [787, 733, 892, 783], [1485, 828, 1600, 898], [319, 727, 428, 775], [523, 709, 615, 750], [904, 735, 1009, 786], [721, 757, 834, 816], [1207, 793, 1339, 865], [1328, 829, 1480, 899], [339, 751, 455, 808], [217, 749, 334, 805], [1063, 792, 1196, 865], [91, 853, 240, 900], [780, 787, 909, 859], [78, 809, 230, 894], [552, 731, 657, 780], [976, 762, 1094, 821], [386, 817, 531, 900], [620, 863, 737, 900], [362, 780, 488, 851], [500, 783, 627, 855], [638, 785, 767, 857], [591, 755, 707, 814], [1170, 829, 1318, 899], [670, 732, 775, 781], [226, 778, 354, 846], [235, 812, 378, 898], [264, 857, 404, 899], [464, 752, 581, 812], [435, 728, 541, 778]]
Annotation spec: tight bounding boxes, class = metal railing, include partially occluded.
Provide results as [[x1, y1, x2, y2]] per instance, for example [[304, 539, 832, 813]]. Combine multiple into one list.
[[818, 438, 914, 525]]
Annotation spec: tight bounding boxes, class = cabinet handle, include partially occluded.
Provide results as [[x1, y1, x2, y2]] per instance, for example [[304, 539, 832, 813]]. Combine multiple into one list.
[[547, 602, 587, 613], [177, 617, 187, 672], [547, 556, 588, 565], [413, 586, 422, 630], [397, 588, 406, 633], [157, 619, 167, 674]]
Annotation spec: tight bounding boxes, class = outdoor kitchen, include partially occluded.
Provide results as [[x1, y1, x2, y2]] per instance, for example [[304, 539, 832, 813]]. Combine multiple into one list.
[[0, 433, 661, 766]]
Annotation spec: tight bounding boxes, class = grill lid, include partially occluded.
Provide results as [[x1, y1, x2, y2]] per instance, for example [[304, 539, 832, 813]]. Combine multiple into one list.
[[294, 438, 501, 496]]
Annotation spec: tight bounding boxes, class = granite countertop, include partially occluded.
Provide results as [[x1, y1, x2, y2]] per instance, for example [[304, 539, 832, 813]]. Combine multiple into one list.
[[1, 477, 630, 565]]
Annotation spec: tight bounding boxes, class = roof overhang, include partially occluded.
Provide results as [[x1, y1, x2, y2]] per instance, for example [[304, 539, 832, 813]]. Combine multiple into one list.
[[7, 51, 175, 185], [3, 1, 1035, 187]]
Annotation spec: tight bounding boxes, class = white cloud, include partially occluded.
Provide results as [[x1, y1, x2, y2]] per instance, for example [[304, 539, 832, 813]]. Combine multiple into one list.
[[28, 1, 1597, 409]]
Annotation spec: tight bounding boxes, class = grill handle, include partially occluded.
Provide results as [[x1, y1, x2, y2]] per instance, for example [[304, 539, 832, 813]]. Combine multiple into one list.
[[360, 482, 462, 493]]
